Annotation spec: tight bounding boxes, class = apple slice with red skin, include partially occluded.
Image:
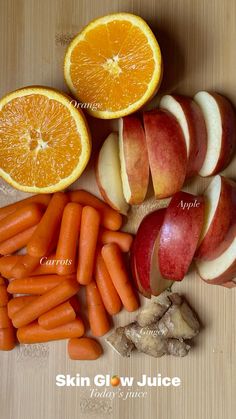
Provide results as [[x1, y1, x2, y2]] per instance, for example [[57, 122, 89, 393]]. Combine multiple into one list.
[[195, 176, 236, 260], [221, 279, 236, 289], [119, 116, 149, 205], [131, 209, 172, 297], [95, 132, 129, 216], [194, 91, 236, 176], [143, 109, 187, 199], [158, 192, 205, 281], [130, 241, 151, 299], [196, 236, 236, 285], [159, 94, 207, 177], [149, 232, 173, 295]]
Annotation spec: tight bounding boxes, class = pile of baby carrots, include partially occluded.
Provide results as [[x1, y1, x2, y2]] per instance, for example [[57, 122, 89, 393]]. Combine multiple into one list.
[[0, 190, 138, 360]]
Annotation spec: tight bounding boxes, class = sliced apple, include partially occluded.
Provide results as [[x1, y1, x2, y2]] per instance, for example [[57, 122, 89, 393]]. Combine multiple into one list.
[[221, 279, 236, 289], [131, 209, 172, 297], [159, 94, 207, 177], [158, 192, 205, 281], [143, 109, 187, 198], [150, 232, 173, 295], [119, 116, 149, 204], [95, 132, 129, 216], [130, 241, 151, 299], [195, 175, 236, 260], [196, 236, 236, 285], [194, 91, 236, 176]]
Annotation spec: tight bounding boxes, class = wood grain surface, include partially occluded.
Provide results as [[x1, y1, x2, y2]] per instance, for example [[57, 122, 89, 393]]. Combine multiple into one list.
[[0, 1, 236, 419]]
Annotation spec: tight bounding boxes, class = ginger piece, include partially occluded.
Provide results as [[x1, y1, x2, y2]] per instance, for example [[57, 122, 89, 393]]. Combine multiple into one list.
[[158, 300, 200, 339], [106, 326, 134, 357], [167, 339, 191, 357], [124, 322, 168, 358], [136, 290, 172, 327]]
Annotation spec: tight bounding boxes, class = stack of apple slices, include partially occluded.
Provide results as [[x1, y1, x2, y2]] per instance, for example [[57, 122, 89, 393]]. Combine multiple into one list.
[[95, 91, 236, 214], [131, 175, 236, 298]]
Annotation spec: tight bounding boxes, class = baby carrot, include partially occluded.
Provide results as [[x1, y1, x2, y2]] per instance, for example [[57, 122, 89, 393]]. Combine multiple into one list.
[[38, 300, 77, 330], [95, 249, 122, 315], [10, 254, 41, 279], [56, 203, 82, 275], [7, 274, 68, 295], [68, 190, 122, 231], [101, 243, 139, 312], [31, 254, 59, 275], [86, 280, 110, 337], [0, 203, 43, 242], [99, 229, 133, 252], [69, 295, 80, 313], [7, 296, 38, 319], [77, 206, 100, 285], [17, 318, 84, 343], [27, 192, 68, 257], [0, 194, 51, 221], [0, 225, 37, 255], [0, 327, 16, 350], [68, 337, 103, 360], [0, 306, 12, 328], [0, 277, 9, 307], [12, 276, 79, 328], [0, 255, 22, 278]]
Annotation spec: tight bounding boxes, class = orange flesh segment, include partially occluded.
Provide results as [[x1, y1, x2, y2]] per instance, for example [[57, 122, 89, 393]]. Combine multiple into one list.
[[69, 21, 156, 112], [0, 94, 83, 187]]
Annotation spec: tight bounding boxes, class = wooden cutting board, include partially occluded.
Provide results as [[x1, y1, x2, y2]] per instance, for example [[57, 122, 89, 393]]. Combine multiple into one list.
[[0, 1, 235, 418]]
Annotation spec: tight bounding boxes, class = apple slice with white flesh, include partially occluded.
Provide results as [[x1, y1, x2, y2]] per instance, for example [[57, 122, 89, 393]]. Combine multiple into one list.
[[159, 94, 207, 177], [195, 175, 236, 260], [95, 132, 129, 216], [143, 109, 187, 199], [194, 91, 236, 176], [131, 209, 172, 297], [158, 192, 205, 281], [196, 237, 236, 285], [119, 116, 149, 204], [150, 232, 173, 295]]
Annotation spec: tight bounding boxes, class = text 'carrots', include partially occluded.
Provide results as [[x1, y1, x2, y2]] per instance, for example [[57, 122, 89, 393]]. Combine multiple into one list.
[[30, 254, 59, 276], [68, 337, 102, 360], [101, 243, 139, 312]]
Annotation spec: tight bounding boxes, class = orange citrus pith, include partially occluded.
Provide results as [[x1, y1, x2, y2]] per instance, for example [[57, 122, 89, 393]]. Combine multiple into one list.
[[0, 87, 91, 193], [64, 13, 162, 119]]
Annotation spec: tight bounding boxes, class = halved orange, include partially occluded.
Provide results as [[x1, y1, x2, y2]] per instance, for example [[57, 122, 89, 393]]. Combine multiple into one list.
[[0, 86, 91, 193], [64, 13, 162, 119]]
